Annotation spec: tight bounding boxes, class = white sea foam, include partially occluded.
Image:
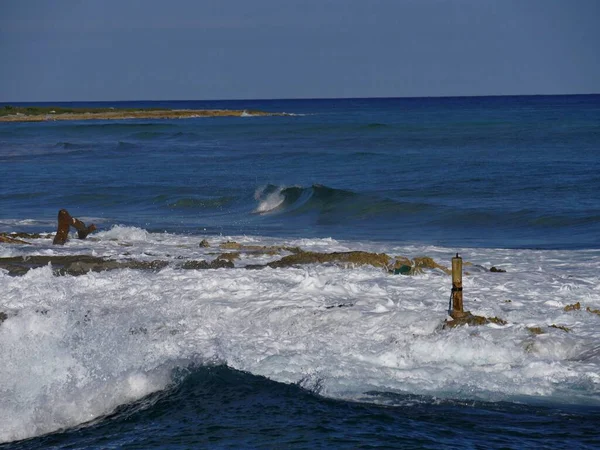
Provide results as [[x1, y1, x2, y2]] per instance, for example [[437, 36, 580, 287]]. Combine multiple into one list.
[[0, 219, 55, 230], [1, 231, 600, 442], [254, 186, 286, 213]]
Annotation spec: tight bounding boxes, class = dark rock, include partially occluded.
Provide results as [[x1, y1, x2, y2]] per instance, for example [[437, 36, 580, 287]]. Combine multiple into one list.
[[59, 259, 167, 275], [210, 259, 234, 269], [444, 312, 507, 329], [218, 241, 302, 256], [391, 256, 451, 275], [199, 239, 210, 248], [0, 234, 33, 244], [587, 307, 600, 316], [0, 255, 168, 276], [1, 232, 48, 239], [550, 324, 571, 332], [324, 303, 353, 309], [181, 260, 211, 270], [527, 326, 544, 335], [181, 259, 234, 270], [393, 265, 412, 275], [244, 264, 267, 270], [267, 250, 391, 269], [220, 241, 242, 250], [490, 266, 506, 273]]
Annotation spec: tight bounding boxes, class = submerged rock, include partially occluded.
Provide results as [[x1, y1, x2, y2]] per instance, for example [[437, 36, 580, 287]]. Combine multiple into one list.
[[412, 256, 451, 275], [0, 234, 31, 245], [587, 307, 600, 316], [217, 252, 240, 262], [393, 265, 412, 275], [564, 302, 581, 312], [181, 259, 234, 270], [550, 324, 571, 332], [199, 239, 210, 248], [220, 241, 242, 250], [391, 256, 451, 275], [527, 326, 545, 335], [1, 232, 48, 239], [219, 241, 301, 256], [0, 255, 168, 276], [490, 266, 507, 273], [60, 259, 168, 275], [444, 312, 507, 329]]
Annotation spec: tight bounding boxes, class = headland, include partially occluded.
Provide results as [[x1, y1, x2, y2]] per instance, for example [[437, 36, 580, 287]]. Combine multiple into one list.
[[0, 105, 281, 122]]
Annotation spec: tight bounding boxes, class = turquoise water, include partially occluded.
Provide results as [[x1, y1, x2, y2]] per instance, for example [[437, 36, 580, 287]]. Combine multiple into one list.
[[1, 95, 600, 449]]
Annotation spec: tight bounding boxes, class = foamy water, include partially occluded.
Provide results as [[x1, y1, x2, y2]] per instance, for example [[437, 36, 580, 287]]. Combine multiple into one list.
[[1, 227, 599, 442]]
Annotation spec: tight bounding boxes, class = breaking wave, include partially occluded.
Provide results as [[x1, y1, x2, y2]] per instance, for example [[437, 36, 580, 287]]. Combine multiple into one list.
[[253, 184, 431, 219]]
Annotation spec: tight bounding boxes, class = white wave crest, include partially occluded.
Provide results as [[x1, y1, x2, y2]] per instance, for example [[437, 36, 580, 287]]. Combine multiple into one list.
[[254, 186, 286, 214], [95, 225, 150, 242]]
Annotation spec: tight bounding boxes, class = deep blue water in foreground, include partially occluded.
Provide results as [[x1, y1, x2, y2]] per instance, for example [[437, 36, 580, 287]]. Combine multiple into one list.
[[1, 95, 600, 449], [3, 366, 600, 450]]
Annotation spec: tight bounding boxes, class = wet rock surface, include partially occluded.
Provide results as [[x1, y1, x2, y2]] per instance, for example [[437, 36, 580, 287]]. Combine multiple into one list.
[[181, 259, 234, 270], [0, 255, 169, 276], [1, 235, 457, 279], [0, 234, 32, 245], [267, 250, 392, 269], [444, 312, 507, 329]]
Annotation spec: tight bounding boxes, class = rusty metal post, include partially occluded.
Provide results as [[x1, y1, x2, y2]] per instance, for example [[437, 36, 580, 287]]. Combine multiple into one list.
[[450, 253, 465, 318], [53, 209, 72, 245], [52, 209, 96, 245]]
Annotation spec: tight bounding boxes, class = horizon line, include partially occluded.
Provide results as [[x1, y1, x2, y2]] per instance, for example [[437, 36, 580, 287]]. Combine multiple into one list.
[[1, 92, 599, 104]]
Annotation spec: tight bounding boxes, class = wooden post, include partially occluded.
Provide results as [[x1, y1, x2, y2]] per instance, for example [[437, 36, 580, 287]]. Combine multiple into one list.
[[451, 253, 465, 318]]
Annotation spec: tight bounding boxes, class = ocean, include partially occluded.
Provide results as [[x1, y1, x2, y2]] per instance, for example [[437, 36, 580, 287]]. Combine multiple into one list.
[[0, 95, 599, 449]]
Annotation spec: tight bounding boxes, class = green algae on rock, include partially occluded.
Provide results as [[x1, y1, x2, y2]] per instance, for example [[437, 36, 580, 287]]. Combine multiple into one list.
[[267, 250, 392, 269], [564, 302, 581, 312]]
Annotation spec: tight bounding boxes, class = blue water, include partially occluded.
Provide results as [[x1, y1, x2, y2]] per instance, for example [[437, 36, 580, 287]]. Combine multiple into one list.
[[5, 366, 600, 450], [2, 96, 599, 249], [1, 95, 600, 448]]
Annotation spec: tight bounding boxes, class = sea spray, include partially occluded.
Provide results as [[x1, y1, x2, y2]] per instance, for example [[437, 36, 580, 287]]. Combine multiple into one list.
[[2, 232, 600, 442]]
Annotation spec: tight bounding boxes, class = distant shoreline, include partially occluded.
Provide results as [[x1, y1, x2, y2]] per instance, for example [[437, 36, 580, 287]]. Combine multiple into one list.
[[0, 106, 282, 122]]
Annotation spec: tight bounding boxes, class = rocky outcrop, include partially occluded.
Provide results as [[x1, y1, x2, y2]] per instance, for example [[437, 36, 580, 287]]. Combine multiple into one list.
[[0, 255, 168, 276], [392, 256, 451, 275], [0, 254, 241, 276], [181, 259, 234, 270], [219, 241, 302, 256], [0, 235, 31, 244], [444, 312, 507, 329], [267, 250, 391, 269], [587, 307, 600, 316], [0, 244, 455, 276], [0, 109, 286, 123]]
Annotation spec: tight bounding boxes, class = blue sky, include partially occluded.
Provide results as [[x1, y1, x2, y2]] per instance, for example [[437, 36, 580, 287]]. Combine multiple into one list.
[[1, 0, 599, 101]]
